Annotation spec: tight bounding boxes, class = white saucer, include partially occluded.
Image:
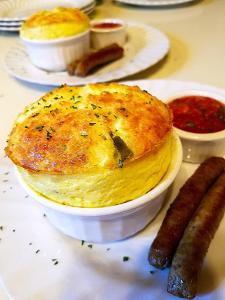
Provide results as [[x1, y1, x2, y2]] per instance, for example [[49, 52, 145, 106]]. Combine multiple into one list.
[[4, 22, 170, 86]]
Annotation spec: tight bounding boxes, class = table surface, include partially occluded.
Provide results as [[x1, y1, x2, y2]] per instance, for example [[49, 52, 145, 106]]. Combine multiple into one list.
[[0, 0, 225, 299]]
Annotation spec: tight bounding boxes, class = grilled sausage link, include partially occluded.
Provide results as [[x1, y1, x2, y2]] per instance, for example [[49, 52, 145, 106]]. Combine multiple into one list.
[[149, 157, 225, 269], [167, 171, 225, 298], [74, 43, 124, 77]]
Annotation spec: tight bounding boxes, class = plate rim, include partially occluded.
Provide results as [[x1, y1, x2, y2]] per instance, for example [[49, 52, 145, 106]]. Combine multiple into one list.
[[114, 0, 195, 7]]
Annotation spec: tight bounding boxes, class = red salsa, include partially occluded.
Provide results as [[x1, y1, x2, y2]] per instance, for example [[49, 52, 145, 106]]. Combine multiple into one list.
[[93, 23, 122, 29], [168, 95, 225, 133]]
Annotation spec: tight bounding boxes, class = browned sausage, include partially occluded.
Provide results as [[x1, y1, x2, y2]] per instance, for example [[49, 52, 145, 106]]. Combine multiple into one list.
[[148, 157, 225, 269], [74, 43, 124, 77], [167, 171, 225, 298]]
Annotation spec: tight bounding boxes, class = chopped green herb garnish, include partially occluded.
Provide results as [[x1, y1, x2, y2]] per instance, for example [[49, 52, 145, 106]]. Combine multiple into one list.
[[24, 125, 29, 128], [88, 244, 93, 249], [46, 130, 52, 140], [123, 256, 130, 262], [95, 113, 100, 118], [31, 113, 39, 118], [81, 240, 85, 246], [91, 104, 97, 109], [54, 261, 59, 265], [50, 127, 55, 132], [35, 125, 44, 131], [44, 104, 51, 108], [35, 249, 40, 254], [89, 122, 96, 126], [71, 106, 77, 109], [54, 96, 59, 100], [74, 100, 80, 104], [118, 159, 123, 168]]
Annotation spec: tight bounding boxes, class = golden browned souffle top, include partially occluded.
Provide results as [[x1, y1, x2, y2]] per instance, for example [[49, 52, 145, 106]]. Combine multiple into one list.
[[22, 7, 89, 28], [5, 83, 172, 175]]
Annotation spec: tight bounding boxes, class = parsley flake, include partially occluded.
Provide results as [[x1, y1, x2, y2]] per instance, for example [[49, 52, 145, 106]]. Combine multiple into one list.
[[35, 125, 44, 131], [123, 256, 130, 262], [91, 104, 97, 109], [46, 130, 52, 140], [118, 159, 123, 168]]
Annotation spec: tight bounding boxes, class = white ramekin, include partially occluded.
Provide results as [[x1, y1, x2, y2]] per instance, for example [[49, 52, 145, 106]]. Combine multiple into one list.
[[15, 132, 182, 243], [90, 19, 126, 49], [166, 90, 225, 164], [20, 30, 90, 72]]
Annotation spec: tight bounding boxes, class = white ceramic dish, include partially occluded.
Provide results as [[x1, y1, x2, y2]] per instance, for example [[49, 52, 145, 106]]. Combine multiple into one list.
[[115, 0, 195, 7], [2, 80, 225, 300], [166, 90, 225, 164], [21, 30, 90, 72], [4, 22, 170, 85], [90, 18, 126, 49], [15, 132, 182, 243]]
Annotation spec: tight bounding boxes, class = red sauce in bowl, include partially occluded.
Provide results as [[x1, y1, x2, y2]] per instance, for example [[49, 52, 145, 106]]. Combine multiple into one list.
[[168, 95, 225, 133], [92, 23, 122, 30]]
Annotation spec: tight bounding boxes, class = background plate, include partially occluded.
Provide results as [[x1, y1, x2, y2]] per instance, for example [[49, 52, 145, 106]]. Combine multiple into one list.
[[1, 80, 225, 300], [4, 22, 170, 86], [114, 0, 195, 7]]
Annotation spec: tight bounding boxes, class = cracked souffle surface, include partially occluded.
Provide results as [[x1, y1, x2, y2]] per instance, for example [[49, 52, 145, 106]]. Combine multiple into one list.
[[6, 83, 173, 207], [20, 7, 90, 40]]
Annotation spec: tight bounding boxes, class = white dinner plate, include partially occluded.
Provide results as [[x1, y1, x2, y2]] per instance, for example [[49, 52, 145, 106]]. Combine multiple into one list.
[[1, 79, 225, 300], [115, 0, 195, 7], [0, 0, 95, 21], [4, 22, 170, 86]]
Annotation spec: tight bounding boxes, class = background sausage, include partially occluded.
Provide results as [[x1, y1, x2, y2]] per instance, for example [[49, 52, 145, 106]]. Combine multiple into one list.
[[167, 171, 225, 298], [149, 157, 225, 269], [75, 43, 124, 76]]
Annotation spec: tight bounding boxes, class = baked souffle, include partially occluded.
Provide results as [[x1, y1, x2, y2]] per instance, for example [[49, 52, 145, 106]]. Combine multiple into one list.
[[6, 83, 173, 207], [20, 7, 90, 40]]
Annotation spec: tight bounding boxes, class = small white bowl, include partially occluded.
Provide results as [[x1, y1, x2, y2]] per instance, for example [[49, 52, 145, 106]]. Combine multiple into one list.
[[166, 90, 225, 164], [90, 19, 126, 50], [21, 30, 90, 72], [16, 132, 182, 243]]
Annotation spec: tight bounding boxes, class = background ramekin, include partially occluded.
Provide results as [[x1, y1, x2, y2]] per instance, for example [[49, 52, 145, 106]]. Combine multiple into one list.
[[90, 18, 126, 49], [166, 90, 225, 164], [20, 30, 90, 72], [16, 132, 182, 243]]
